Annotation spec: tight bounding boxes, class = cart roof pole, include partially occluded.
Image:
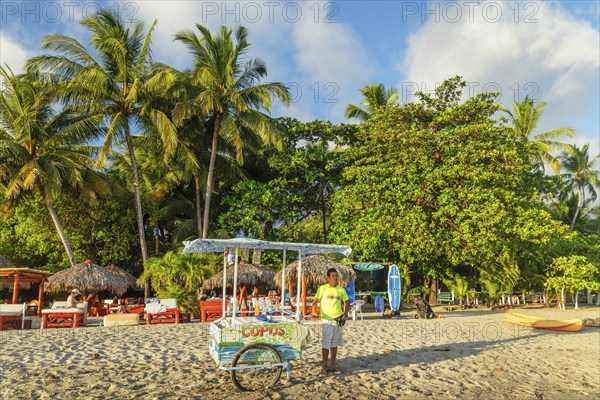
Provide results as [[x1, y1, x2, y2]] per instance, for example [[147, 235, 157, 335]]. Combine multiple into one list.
[[296, 250, 302, 321], [232, 248, 239, 320]]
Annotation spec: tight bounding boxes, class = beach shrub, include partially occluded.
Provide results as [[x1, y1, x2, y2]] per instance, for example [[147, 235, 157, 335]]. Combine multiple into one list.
[[141, 250, 220, 316], [544, 255, 600, 309]]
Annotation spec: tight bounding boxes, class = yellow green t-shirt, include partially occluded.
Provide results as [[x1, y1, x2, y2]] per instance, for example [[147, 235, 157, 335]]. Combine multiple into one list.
[[315, 284, 349, 320]]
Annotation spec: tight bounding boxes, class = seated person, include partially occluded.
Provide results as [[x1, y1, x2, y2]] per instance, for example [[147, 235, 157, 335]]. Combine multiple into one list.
[[116, 300, 129, 314], [67, 289, 81, 308], [267, 290, 280, 309]]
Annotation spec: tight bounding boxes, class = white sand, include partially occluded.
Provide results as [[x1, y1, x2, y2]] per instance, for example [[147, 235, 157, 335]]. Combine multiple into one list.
[[1, 306, 598, 399]]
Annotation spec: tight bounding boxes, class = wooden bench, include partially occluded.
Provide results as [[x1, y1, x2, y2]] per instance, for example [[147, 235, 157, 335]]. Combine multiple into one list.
[[145, 299, 180, 324], [437, 291, 455, 310], [200, 299, 229, 322], [0, 303, 26, 330], [41, 301, 87, 329]]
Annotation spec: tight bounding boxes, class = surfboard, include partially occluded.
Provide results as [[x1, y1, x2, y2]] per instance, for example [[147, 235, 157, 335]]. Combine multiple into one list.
[[374, 295, 384, 313], [388, 264, 401, 311]]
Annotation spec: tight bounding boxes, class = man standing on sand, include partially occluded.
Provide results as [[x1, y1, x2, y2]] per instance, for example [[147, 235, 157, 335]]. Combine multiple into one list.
[[312, 268, 351, 375]]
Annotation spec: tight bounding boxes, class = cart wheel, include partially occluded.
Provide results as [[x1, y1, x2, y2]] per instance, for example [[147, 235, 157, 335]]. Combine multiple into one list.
[[231, 343, 283, 392]]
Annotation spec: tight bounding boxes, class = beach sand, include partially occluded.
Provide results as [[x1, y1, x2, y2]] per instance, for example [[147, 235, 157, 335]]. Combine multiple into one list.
[[1, 306, 598, 400]]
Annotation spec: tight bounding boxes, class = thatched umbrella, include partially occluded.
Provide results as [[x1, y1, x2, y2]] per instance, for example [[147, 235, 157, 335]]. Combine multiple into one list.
[[203, 263, 276, 307], [45, 261, 132, 296], [275, 255, 355, 315], [0, 254, 15, 269], [106, 264, 139, 289]]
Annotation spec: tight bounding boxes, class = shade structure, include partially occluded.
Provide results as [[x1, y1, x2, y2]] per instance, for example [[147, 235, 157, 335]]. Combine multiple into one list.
[[202, 263, 276, 291], [105, 264, 139, 288], [0, 267, 51, 314], [45, 261, 134, 296], [275, 255, 355, 288]]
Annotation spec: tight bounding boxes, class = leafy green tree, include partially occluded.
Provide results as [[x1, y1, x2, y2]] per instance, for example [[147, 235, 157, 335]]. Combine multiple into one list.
[[345, 83, 399, 122], [330, 77, 570, 288], [258, 119, 355, 242], [0, 66, 106, 266], [501, 96, 574, 173], [545, 255, 600, 309], [27, 9, 178, 296], [173, 25, 291, 238], [558, 143, 599, 230], [219, 179, 300, 239], [0, 190, 139, 272]]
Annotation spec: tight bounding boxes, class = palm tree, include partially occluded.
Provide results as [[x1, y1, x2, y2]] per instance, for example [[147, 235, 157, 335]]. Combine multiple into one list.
[[173, 25, 291, 238], [0, 66, 107, 266], [558, 143, 599, 230], [345, 83, 399, 122], [27, 9, 178, 297], [501, 96, 574, 173], [109, 135, 183, 254]]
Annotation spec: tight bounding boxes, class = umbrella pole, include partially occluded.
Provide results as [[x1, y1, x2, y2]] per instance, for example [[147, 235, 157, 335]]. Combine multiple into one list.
[[301, 276, 307, 316], [222, 251, 227, 322], [288, 278, 293, 312]]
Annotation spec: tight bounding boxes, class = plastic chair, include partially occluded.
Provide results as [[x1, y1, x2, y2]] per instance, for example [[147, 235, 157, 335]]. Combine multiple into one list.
[[351, 300, 365, 321]]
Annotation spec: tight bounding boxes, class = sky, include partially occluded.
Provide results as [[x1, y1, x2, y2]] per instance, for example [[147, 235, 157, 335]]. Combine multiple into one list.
[[1, 0, 599, 157]]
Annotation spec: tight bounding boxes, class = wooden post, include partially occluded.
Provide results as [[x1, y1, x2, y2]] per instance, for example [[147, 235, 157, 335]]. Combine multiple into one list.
[[288, 280, 293, 309], [38, 278, 45, 315], [301, 276, 307, 316], [12, 272, 20, 304]]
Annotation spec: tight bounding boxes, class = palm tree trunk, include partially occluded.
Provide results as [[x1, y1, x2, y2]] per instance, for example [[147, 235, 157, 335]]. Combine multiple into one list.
[[154, 219, 160, 254], [321, 195, 328, 243], [125, 131, 150, 298], [195, 175, 203, 238], [38, 184, 76, 266], [203, 113, 221, 239], [570, 185, 584, 230]]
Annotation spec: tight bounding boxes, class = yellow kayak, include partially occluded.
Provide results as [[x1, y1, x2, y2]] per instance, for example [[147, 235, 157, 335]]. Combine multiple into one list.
[[504, 312, 583, 332]]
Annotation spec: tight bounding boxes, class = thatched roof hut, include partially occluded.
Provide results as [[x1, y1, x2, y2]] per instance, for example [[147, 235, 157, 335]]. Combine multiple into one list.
[[45, 261, 134, 296], [275, 255, 355, 288], [0, 254, 15, 269], [202, 263, 276, 291], [106, 264, 139, 288]]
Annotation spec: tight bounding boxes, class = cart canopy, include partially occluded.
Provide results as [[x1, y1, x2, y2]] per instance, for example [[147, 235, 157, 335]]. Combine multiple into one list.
[[183, 238, 351, 257]]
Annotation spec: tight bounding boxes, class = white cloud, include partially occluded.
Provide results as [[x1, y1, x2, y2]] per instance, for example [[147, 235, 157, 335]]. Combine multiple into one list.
[[398, 0, 599, 147], [0, 33, 30, 73], [133, 1, 372, 123], [292, 16, 373, 122]]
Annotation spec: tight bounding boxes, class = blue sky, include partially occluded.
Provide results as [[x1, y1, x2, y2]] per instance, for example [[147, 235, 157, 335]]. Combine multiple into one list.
[[1, 0, 599, 156]]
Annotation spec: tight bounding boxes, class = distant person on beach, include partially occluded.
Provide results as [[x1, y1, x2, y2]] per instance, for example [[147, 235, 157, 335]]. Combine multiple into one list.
[[116, 300, 129, 314], [67, 289, 81, 308], [312, 268, 350, 375]]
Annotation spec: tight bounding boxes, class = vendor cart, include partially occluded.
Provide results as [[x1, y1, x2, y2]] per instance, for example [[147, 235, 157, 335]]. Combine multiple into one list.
[[182, 238, 351, 391]]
